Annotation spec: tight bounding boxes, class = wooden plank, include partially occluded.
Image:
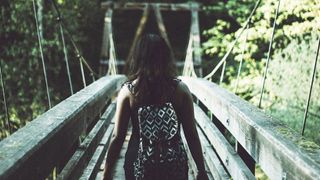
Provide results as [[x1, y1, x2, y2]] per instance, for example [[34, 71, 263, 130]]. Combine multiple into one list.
[[181, 77, 320, 180], [95, 127, 130, 180], [80, 146, 105, 180], [0, 75, 126, 180], [196, 126, 229, 180], [80, 123, 115, 180], [100, 60, 201, 68], [101, 2, 202, 11], [57, 103, 116, 180], [181, 126, 218, 180], [194, 104, 253, 179]]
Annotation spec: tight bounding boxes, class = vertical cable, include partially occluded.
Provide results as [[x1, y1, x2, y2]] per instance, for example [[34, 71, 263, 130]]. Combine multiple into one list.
[[234, 24, 250, 93], [58, 18, 74, 95], [258, 0, 281, 108], [301, 37, 320, 135], [204, 0, 261, 80], [50, 0, 97, 86], [78, 55, 87, 87], [0, 61, 12, 134], [219, 61, 226, 84], [32, 0, 52, 109]]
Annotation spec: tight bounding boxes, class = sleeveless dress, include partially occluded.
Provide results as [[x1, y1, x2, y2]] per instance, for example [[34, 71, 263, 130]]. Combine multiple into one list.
[[123, 79, 188, 180]]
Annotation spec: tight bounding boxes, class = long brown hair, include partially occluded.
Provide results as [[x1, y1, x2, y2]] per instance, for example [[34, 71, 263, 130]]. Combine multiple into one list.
[[126, 34, 176, 104]]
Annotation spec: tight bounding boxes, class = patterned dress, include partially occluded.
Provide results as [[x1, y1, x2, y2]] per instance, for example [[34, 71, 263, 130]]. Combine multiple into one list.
[[123, 79, 188, 180]]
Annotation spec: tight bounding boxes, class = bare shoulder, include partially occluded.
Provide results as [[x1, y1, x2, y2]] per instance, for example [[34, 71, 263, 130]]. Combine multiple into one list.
[[118, 83, 132, 101], [176, 80, 192, 98], [174, 81, 193, 108]]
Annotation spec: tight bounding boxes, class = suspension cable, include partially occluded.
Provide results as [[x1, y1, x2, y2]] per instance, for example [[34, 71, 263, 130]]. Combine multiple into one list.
[[204, 0, 261, 80], [57, 16, 74, 95], [219, 61, 226, 84], [234, 23, 250, 93], [32, 0, 52, 109], [183, 34, 197, 77], [106, 9, 118, 76], [0, 61, 12, 134], [258, 0, 281, 108], [301, 36, 320, 135], [50, 0, 97, 84]]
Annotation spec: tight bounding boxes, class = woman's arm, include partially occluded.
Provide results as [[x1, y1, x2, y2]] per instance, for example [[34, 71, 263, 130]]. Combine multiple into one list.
[[177, 83, 209, 180], [103, 87, 131, 180]]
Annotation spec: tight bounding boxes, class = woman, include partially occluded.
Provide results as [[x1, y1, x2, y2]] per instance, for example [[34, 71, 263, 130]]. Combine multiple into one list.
[[103, 34, 209, 180]]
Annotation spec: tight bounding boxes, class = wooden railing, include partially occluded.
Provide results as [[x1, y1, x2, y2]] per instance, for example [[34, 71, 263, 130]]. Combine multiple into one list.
[[181, 76, 320, 180], [0, 75, 126, 180], [0, 75, 319, 180]]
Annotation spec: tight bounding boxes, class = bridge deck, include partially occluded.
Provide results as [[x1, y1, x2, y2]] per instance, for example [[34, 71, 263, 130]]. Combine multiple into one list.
[[0, 76, 319, 180], [95, 128, 196, 180]]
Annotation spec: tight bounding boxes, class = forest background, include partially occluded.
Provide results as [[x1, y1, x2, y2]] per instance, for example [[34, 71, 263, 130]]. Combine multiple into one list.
[[0, 0, 319, 147]]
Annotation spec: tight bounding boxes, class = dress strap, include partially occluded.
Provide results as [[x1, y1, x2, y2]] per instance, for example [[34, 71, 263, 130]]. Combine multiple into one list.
[[172, 78, 181, 85], [122, 81, 135, 94]]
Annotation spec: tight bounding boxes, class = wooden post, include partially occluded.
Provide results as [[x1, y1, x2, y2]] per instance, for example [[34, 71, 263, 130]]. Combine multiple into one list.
[[190, 3, 202, 77], [153, 4, 174, 58], [126, 6, 150, 61], [100, 9, 111, 76], [106, 9, 118, 76]]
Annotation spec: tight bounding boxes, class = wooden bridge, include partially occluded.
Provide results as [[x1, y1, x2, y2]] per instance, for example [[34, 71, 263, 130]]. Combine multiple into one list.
[[0, 1, 320, 180], [0, 75, 319, 180]]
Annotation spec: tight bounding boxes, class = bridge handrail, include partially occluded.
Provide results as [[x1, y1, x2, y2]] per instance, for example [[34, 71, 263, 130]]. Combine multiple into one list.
[[181, 76, 320, 180], [0, 75, 126, 179]]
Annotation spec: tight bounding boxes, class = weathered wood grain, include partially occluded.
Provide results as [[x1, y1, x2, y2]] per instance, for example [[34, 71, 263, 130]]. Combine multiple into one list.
[[195, 125, 229, 180], [0, 75, 126, 180], [182, 122, 227, 180], [181, 76, 320, 180], [57, 103, 116, 180], [95, 127, 129, 180], [194, 103, 254, 179]]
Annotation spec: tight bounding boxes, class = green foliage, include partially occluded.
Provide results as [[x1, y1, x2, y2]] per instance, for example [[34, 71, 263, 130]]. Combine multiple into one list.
[[202, 0, 320, 143], [265, 34, 320, 143], [0, 0, 103, 139]]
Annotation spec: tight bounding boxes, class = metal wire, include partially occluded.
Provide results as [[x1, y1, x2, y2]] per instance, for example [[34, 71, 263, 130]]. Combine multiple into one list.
[[78, 55, 87, 87], [301, 36, 320, 135], [0, 61, 12, 134], [58, 18, 74, 95], [258, 0, 281, 108], [204, 0, 261, 80], [234, 24, 250, 93], [32, 0, 52, 109], [219, 61, 226, 84], [50, 0, 98, 80]]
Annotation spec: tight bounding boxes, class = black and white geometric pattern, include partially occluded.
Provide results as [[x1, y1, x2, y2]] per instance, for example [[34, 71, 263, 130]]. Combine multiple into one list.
[[134, 102, 188, 180], [138, 103, 179, 141]]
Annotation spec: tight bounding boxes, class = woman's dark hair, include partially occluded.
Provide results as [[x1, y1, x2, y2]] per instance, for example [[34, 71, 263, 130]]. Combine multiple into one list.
[[126, 34, 176, 104]]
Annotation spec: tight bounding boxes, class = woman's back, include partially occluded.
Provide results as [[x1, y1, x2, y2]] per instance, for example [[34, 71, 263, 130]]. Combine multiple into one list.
[[123, 78, 188, 180], [103, 34, 209, 180]]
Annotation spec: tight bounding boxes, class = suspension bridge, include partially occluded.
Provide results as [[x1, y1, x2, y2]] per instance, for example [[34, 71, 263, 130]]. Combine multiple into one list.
[[0, 1, 319, 180]]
